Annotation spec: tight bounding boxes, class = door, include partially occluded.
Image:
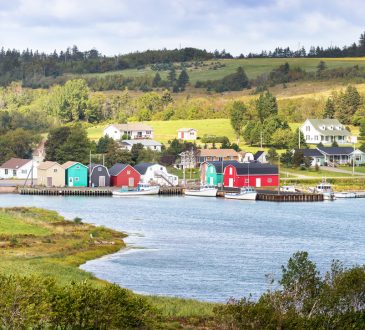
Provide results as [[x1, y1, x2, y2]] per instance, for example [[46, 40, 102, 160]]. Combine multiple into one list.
[[99, 176, 105, 187], [256, 178, 261, 188], [128, 177, 134, 187], [69, 177, 73, 187], [228, 178, 234, 187], [47, 177, 52, 187], [181, 132, 184, 139], [209, 177, 214, 185]]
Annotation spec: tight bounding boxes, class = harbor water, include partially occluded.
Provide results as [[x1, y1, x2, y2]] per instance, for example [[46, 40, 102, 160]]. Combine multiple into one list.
[[0, 194, 364, 302]]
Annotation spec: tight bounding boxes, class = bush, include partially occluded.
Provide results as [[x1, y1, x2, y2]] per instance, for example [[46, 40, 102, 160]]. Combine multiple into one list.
[[73, 217, 83, 224]]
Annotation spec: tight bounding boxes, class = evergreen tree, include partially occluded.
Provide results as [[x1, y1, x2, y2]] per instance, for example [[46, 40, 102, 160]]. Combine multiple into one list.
[[152, 73, 162, 87], [45, 126, 72, 161], [167, 67, 176, 85], [104, 143, 132, 168], [323, 98, 335, 119], [336, 85, 362, 124], [230, 101, 247, 142], [359, 119, 365, 141], [281, 149, 293, 167], [316, 61, 327, 76], [256, 92, 278, 123], [177, 69, 189, 91]]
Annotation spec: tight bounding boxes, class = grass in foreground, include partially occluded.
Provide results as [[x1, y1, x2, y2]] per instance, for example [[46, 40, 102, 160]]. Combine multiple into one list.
[[0, 207, 216, 327]]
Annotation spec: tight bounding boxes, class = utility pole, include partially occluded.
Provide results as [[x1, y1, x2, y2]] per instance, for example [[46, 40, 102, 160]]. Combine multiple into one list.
[[353, 142, 355, 176], [260, 131, 263, 149], [298, 128, 301, 149]]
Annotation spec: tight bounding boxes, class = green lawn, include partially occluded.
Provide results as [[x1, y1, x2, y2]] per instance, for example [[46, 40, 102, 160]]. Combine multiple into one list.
[[80, 57, 365, 84], [280, 167, 363, 178]]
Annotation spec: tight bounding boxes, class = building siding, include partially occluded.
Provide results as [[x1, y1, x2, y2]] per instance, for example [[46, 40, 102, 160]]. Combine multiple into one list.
[[65, 164, 88, 187], [110, 165, 140, 187]]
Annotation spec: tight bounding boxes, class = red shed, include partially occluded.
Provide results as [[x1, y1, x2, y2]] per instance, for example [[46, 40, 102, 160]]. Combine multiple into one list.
[[109, 163, 140, 187], [224, 163, 279, 188]]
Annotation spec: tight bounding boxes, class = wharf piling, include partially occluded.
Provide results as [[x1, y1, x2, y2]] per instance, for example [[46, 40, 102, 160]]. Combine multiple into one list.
[[159, 186, 184, 195], [256, 192, 324, 202], [19, 187, 113, 196]]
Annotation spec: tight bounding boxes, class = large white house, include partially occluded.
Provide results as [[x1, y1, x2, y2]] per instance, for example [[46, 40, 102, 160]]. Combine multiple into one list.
[[134, 163, 178, 186], [0, 158, 37, 179], [121, 139, 163, 152], [104, 123, 154, 140], [300, 119, 351, 145], [177, 128, 197, 141]]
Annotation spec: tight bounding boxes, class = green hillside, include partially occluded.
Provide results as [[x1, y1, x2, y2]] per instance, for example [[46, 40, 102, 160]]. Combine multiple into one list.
[[82, 57, 365, 84]]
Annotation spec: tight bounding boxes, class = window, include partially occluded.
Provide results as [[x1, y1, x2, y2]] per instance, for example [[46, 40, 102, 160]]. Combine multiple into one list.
[[315, 136, 318, 141], [21, 170, 27, 174], [210, 167, 214, 173], [306, 135, 310, 140], [5, 169, 8, 175], [229, 167, 233, 175], [127, 170, 131, 175], [154, 146, 157, 150], [76, 165, 80, 169], [13, 170, 16, 176], [98, 167, 102, 172], [75, 177, 79, 182], [268, 178, 272, 183], [245, 179, 249, 183], [54, 169, 58, 173], [306, 126, 310, 131], [146, 130, 152, 134]]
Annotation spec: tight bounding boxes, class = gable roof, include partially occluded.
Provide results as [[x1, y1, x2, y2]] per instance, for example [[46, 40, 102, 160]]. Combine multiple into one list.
[[134, 162, 156, 175], [178, 128, 196, 132], [206, 161, 240, 174], [108, 163, 130, 176], [122, 139, 162, 147], [0, 158, 32, 169], [228, 163, 279, 176], [305, 119, 350, 137], [254, 151, 265, 160], [317, 146, 357, 155], [295, 149, 324, 157], [38, 161, 62, 170], [198, 149, 239, 158], [62, 161, 87, 169], [106, 123, 153, 132]]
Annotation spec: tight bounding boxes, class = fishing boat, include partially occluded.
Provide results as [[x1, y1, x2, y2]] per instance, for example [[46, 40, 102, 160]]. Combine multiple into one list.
[[280, 185, 299, 193], [113, 183, 160, 196], [334, 191, 356, 199], [308, 182, 335, 201], [225, 186, 257, 200], [185, 185, 218, 197]]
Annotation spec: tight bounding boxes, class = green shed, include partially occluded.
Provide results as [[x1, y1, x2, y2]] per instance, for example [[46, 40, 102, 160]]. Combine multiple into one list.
[[62, 161, 88, 187], [201, 161, 240, 187]]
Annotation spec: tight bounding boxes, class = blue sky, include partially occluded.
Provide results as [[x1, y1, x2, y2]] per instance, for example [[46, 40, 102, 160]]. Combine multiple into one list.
[[0, 0, 363, 55]]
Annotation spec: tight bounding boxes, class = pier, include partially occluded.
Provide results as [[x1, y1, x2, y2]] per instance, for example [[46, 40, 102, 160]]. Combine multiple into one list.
[[256, 192, 324, 202], [19, 187, 113, 196], [159, 186, 184, 195]]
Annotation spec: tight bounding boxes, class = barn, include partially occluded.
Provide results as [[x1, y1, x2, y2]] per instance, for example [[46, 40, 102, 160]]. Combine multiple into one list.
[[223, 163, 279, 188], [88, 163, 110, 187], [109, 163, 140, 187]]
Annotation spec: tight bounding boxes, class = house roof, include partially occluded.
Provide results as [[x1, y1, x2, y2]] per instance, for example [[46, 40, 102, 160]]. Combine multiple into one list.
[[107, 123, 153, 132], [198, 149, 239, 158], [230, 163, 279, 176], [317, 146, 357, 155], [0, 158, 32, 169], [206, 161, 240, 174], [121, 139, 162, 147], [254, 151, 265, 160], [109, 163, 130, 176], [178, 128, 196, 132], [305, 119, 350, 137], [38, 161, 61, 170], [88, 163, 108, 171], [62, 161, 87, 169], [295, 149, 324, 157], [134, 162, 156, 175]]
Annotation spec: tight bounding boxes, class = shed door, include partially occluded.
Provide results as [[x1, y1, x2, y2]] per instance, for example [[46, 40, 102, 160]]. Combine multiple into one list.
[[181, 132, 184, 139], [47, 177, 52, 187], [209, 177, 214, 185], [69, 177, 73, 187], [228, 178, 234, 187], [128, 177, 134, 187], [99, 176, 105, 187], [256, 178, 261, 188]]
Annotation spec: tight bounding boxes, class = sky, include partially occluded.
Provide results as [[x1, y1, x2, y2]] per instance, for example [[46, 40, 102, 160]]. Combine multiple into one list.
[[0, 0, 364, 56]]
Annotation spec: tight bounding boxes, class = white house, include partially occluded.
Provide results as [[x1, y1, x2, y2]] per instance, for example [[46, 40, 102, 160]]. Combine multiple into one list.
[[0, 158, 37, 179], [134, 162, 179, 186], [104, 123, 154, 140], [300, 119, 351, 145], [32, 139, 46, 168], [121, 139, 163, 152], [238, 151, 255, 163], [295, 146, 365, 167], [254, 151, 268, 163], [177, 128, 197, 141]]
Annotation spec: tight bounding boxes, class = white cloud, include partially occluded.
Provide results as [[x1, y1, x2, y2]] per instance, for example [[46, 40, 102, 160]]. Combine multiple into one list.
[[0, 0, 363, 55]]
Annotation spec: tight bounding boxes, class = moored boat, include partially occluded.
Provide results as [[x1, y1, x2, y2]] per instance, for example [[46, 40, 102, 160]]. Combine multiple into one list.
[[225, 186, 257, 200], [113, 183, 160, 196], [334, 192, 356, 199], [308, 182, 335, 201], [185, 185, 218, 197], [280, 185, 299, 193]]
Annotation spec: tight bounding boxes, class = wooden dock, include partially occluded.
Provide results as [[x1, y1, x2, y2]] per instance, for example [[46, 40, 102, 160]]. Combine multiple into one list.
[[159, 186, 184, 195], [256, 192, 324, 202], [19, 187, 113, 196]]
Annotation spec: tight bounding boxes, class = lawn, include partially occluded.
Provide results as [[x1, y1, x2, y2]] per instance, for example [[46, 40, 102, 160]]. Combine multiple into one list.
[[280, 167, 363, 179]]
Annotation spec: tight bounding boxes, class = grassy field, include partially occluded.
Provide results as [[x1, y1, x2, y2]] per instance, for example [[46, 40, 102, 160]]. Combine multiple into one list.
[[0, 207, 216, 325], [82, 57, 365, 84]]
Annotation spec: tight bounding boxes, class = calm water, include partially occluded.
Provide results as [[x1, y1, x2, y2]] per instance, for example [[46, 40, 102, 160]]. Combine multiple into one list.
[[0, 194, 364, 302]]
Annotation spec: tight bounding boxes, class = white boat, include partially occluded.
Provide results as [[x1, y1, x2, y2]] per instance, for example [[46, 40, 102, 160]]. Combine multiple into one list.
[[113, 183, 160, 196], [334, 192, 356, 199], [225, 187, 257, 200], [280, 185, 299, 193], [185, 185, 218, 197], [309, 182, 335, 201]]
